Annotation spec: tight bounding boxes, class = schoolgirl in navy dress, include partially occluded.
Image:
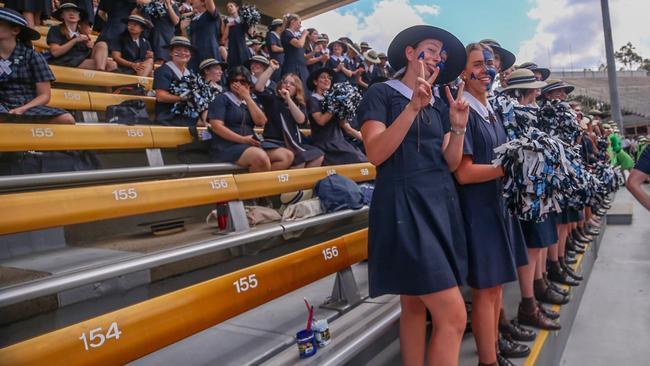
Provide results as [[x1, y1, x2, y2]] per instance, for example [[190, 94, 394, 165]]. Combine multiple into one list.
[[46, 3, 116, 71], [265, 18, 284, 82], [197, 58, 227, 126], [453, 43, 518, 366], [304, 29, 327, 74], [308, 36, 329, 74], [356, 25, 469, 365], [95, 0, 136, 70], [182, 0, 222, 72], [0, 8, 74, 124], [306, 67, 366, 166], [245, 55, 276, 95], [143, 0, 180, 64], [153, 36, 198, 127], [223, 1, 250, 69], [208, 66, 293, 171], [3, 0, 51, 27], [111, 15, 153, 76], [325, 39, 353, 85], [254, 60, 324, 168], [497, 69, 564, 332], [280, 14, 309, 90]]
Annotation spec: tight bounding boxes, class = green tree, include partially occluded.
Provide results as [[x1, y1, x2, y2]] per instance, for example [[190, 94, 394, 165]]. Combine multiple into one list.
[[614, 42, 643, 70], [642, 59, 650, 76]]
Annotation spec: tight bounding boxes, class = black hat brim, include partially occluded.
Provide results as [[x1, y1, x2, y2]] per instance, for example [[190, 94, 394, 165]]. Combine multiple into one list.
[[122, 17, 152, 29], [490, 45, 516, 71], [328, 41, 348, 54], [307, 67, 335, 91], [387, 25, 466, 85], [534, 68, 550, 81], [52, 5, 88, 22]]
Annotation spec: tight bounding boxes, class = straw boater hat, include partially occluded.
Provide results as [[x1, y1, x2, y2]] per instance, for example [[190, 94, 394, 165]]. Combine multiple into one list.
[[588, 109, 606, 117], [307, 67, 335, 91], [268, 18, 283, 30], [164, 36, 197, 51], [52, 2, 88, 22], [387, 25, 466, 85], [501, 69, 547, 91], [244, 55, 271, 69], [363, 50, 381, 64], [316, 36, 327, 44], [541, 79, 575, 95], [345, 42, 362, 56], [122, 14, 153, 29], [480, 39, 516, 70], [517, 62, 550, 81], [0, 8, 41, 44], [199, 58, 228, 73]]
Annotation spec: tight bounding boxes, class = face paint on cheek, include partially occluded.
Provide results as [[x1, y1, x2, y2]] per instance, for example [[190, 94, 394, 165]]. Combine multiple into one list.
[[482, 50, 497, 91], [418, 51, 425, 60]]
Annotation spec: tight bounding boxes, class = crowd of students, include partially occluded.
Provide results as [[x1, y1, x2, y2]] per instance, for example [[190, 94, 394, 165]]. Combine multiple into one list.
[[2, 6, 650, 365]]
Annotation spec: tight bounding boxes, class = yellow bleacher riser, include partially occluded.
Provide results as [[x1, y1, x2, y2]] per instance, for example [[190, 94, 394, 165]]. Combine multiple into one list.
[[87, 91, 156, 112], [48, 89, 91, 110], [0, 164, 375, 235], [50, 65, 154, 90], [0, 229, 368, 366]]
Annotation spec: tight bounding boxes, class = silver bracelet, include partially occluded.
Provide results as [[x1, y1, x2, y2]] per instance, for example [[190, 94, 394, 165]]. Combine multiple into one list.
[[450, 127, 466, 135]]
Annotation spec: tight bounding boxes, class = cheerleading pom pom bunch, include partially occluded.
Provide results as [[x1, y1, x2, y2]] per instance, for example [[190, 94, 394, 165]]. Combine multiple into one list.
[[169, 75, 221, 118], [322, 82, 362, 122], [240, 4, 261, 27]]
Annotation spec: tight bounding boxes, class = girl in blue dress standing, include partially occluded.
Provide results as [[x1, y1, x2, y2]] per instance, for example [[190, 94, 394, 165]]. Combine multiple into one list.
[[357, 25, 469, 366], [144, 0, 180, 64], [183, 0, 221, 72], [453, 43, 518, 366], [223, 1, 250, 69], [280, 14, 309, 91]]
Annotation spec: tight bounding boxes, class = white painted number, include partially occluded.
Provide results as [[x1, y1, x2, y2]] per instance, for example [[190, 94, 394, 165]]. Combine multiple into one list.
[[111, 188, 138, 201], [233, 274, 258, 293], [79, 322, 122, 351], [277, 174, 289, 183], [360, 168, 369, 176], [322, 246, 339, 260], [30, 128, 54, 138], [126, 129, 145, 137], [82, 70, 96, 78], [209, 179, 229, 190], [63, 92, 81, 100], [326, 169, 337, 176]]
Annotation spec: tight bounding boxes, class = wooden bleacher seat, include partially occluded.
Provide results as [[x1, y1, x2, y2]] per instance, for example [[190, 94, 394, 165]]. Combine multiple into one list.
[[0, 228, 368, 366], [50, 65, 153, 90], [45, 89, 155, 113], [87, 91, 155, 112], [0, 163, 375, 235]]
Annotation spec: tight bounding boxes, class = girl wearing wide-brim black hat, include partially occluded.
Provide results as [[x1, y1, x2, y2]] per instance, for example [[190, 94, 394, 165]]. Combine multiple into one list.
[[517, 62, 550, 81], [0, 8, 75, 124], [325, 40, 354, 84], [356, 25, 470, 364], [306, 67, 367, 165], [112, 15, 154, 77], [207, 66, 294, 172], [539, 79, 574, 99], [154, 36, 198, 127]]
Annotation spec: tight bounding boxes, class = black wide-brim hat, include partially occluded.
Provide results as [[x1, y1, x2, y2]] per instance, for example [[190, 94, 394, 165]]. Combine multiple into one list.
[[387, 25, 466, 85], [540, 80, 575, 96], [307, 67, 335, 91], [122, 15, 153, 29], [479, 39, 516, 70], [518, 62, 550, 81], [0, 8, 41, 43], [52, 3, 88, 22], [327, 40, 348, 54]]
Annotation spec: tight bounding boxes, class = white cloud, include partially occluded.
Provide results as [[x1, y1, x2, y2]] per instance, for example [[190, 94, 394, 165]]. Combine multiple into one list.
[[517, 0, 650, 70], [303, 0, 440, 53], [413, 4, 441, 16]]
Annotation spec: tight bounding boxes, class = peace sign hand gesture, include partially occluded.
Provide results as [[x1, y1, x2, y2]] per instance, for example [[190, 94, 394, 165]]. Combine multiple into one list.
[[407, 60, 440, 111], [445, 82, 469, 130]]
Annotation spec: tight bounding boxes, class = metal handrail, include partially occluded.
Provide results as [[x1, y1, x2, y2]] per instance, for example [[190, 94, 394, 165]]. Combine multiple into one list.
[[0, 163, 243, 191], [0, 207, 369, 307]]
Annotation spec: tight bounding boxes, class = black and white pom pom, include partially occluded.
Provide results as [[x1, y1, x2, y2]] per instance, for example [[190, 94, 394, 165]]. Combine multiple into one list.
[[322, 82, 362, 122], [239, 4, 261, 27], [492, 94, 537, 140], [140, 0, 167, 19], [538, 99, 581, 143], [169, 74, 221, 118]]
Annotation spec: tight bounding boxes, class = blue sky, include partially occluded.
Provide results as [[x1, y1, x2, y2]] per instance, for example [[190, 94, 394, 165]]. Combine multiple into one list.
[[304, 0, 650, 70]]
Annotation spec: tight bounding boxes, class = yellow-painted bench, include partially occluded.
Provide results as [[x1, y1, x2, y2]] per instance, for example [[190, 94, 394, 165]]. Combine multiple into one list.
[[46, 89, 155, 113], [50, 65, 153, 90], [0, 228, 368, 366], [0, 163, 375, 235]]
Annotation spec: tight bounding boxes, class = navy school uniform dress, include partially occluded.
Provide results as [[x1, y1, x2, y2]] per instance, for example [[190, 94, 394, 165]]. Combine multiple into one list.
[[265, 30, 283, 82], [457, 95, 518, 289], [356, 80, 468, 297], [0, 42, 69, 120], [189, 9, 222, 72], [113, 33, 152, 74], [325, 55, 352, 84], [207, 91, 259, 163], [73, 0, 95, 25], [46, 26, 91, 67], [281, 29, 309, 90], [256, 91, 324, 166], [226, 17, 251, 69], [146, 4, 180, 62], [96, 0, 137, 50], [153, 62, 198, 127], [307, 92, 367, 166]]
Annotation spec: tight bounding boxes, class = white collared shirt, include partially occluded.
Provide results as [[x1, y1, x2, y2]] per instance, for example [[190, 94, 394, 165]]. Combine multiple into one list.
[[463, 91, 495, 122], [385, 79, 435, 107]]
